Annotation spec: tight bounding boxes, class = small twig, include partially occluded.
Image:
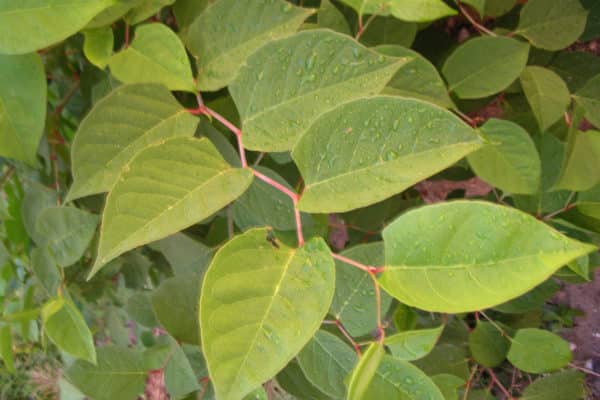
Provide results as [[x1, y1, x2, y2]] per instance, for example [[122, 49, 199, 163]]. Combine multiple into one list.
[[368, 272, 385, 342], [323, 319, 362, 356], [0, 166, 15, 190], [332, 253, 384, 274], [53, 81, 80, 117], [453, 109, 478, 127], [479, 311, 511, 340], [226, 204, 234, 239], [486, 368, 513, 399], [463, 365, 479, 400], [570, 363, 600, 378], [457, 2, 498, 36], [355, 13, 378, 40], [253, 152, 265, 167], [542, 191, 576, 221]]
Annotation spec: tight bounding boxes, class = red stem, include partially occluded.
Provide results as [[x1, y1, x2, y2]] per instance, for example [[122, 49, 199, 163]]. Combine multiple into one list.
[[323, 319, 362, 356], [332, 253, 384, 274]]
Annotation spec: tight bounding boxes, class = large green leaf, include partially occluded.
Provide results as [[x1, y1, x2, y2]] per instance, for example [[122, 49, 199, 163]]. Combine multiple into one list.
[[515, 0, 588, 51], [442, 36, 529, 99], [230, 30, 408, 151], [573, 73, 600, 128], [385, 325, 444, 361], [468, 322, 509, 367], [376, 45, 453, 109], [507, 328, 572, 373], [66, 346, 150, 400], [553, 130, 600, 191], [297, 330, 358, 399], [35, 207, 99, 267], [0, 53, 47, 164], [338, 0, 456, 22], [42, 297, 96, 364], [364, 355, 445, 400], [379, 201, 597, 313], [329, 242, 392, 337], [520, 66, 571, 131], [521, 370, 585, 400], [467, 118, 541, 194], [293, 96, 481, 213], [0, 0, 114, 54], [91, 137, 253, 275], [109, 23, 195, 92], [200, 228, 335, 400], [347, 342, 384, 400], [185, 0, 312, 91], [67, 84, 199, 201]]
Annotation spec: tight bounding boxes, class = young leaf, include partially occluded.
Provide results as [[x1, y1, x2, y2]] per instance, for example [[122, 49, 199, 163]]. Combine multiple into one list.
[[0, 0, 114, 54], [468, 322, 510, 367], [521, 370, 585, 400], [507, 328, 572, 373], [520, 66, 571, 132], [68, 84, 199, 201], [384, 325, 444, 361], [200, 228, 335, 400], [230, 30, 408, 151], [339, 0, 456, 22], [573, 73, 600, 128], [185, 0, 313, 91], [35, 206, 99, 267], [83, 27, 114, 69], [515, 0, 588, 51], [42, 297, 96, 364], [347, 342, 385, 400], [293, 96, 481, 213], [108, 23, 195, 92], [380, 201, 597, 313], [467, 118, 541, 194], [0, 53, 47, 165], [442, 36, 529, 99], [297, 330, 358, 399], [91, 137, 253, 275]]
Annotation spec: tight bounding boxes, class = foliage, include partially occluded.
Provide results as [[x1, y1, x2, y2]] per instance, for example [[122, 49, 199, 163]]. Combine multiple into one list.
[[0, 0, 599, 399]]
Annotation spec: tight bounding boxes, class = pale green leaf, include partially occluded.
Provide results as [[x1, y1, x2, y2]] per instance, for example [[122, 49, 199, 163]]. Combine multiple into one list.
[[507, 328, 572, 373], [468, 322, 509, 367], [68, 84, 199, 201], [0, 53, 47, 164], [109, 23, 195, 92], [573, 73, 600, 128], [364, 355, 445, 400], [0, 326, 14, 373], [125, 0, 175, 25], [30, 247, 61, 296], [385, 325, 444, 361], [330, 242, 392, 337], [83, 27, 114, 69], [442, 36, 529, 99], [318, 0, 351, 35], [0, 0, 114, 54], [339, 0, 456, 22], [380, 201, 597, 313], [293, 96, 481, 213], [91, 137, 253, 275], [185, 0, 313, 91], [231, 30, 408, 151], [35, 207, 98, 267], [297, 330, 358, 399], [148, 232, 212, 276], [467, 118, 541, 194], [347, 342, 384, 400], [377, 45, 454, 108], [86, 1, 142, 29], [151, 273, 200, 344], [520, 66, 571, 131], [516, 0, 588, 51], [521, 370, 585, 400], [200, 228, 335, 400], [553, 130, 600, 191], [42, 297, 96, 364]]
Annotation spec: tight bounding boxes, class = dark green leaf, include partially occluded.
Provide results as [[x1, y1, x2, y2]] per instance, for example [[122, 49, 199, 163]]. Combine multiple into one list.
[[507, 328, 572, 373]]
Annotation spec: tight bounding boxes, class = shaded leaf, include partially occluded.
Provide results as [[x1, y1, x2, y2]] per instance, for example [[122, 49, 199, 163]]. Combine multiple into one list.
[[413, 343, 470, 380], [494, 279, 560, 314], [549, 51, 600, 92], [507, 328, 572, 373], [468, 322, 509, 367], [521, 370, 585, 400], [125, 0, 175, 25], [83, 27, 114, 69], [385, 325, 444, 361], [432, 374, 464, 400], [148, 232, 212, 276], [0, 326, 14, 373], [30, 247, 61, 296], [318, 0, 351, 35], [339, 0, 456, 22], [21, 183, 59, 245], [573, 73, 600, 129], [125, 292, 158, 328]]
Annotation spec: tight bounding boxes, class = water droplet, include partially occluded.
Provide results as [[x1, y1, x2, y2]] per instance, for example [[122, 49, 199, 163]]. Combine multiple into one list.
[[384, 150, 399, 161]]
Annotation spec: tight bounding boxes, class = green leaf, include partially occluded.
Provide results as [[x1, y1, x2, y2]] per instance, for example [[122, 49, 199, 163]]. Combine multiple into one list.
[[21, 183, 59, 245], [467, 118, 541, 194], [66, 346, 149, 400], [359, 18, 417, 48], [573, 73, 600, 129], [330, 242, 392, 337], [30, 247, 61, 296], [83, 27, 114, 69], [339, 0, 456, 22], [200, 228, 335, 400], [125, 0, 175, 25], [378, 45, 453, 108], [86, 1, 142, 29], [461, 0, 516, 17], [109, 23, 195, 92], [549, 51, 600, 93], [277, 361, 330, 400], [157, 335, 202, 398], [515, 0, 588, 51], [293, 96, 481, 213], [494, 279, 560, 314], [0, 0, 114, 54], [385, 325, 444, 361], [125, 292, 158, 328], [0, 326, 14, 373], [432, 374, 464, 400], [468, 322, 509, 367], [364, 355, 445, 400], [0, 53, 47, 164], [35, 207, 99, 267], [521, 370, 585, 400], [520, 66, 571, 131], [67, 84, 199, 201], [172, 0, 214, 35], [318, 0, 351, 34], [442, 36, 529, 99], [553, 130, 600, 192], [379, 201, 597, 313], [151, 273, 200, 344], [297, 330, 358, 399], [42, 297, 96, 364], [347, 342, 384, 400], [231, 30, 408, 151], [92, 137, 253, 274], [507, 328, 572, 373], [148, 232, 212, 276], [413, 343, 470, 380], [185, 0, 313, 91]]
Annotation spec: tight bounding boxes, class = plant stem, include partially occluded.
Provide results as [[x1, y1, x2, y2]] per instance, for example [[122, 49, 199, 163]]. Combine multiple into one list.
[[486, 368, 513, 399], [542, 191, 576, 221], [331, 253, 384, 274], [369, 272, 385, 342], [355, 13, 377, 40], [200, 106, 248, 167], [457, 2, 497, 37], [323, 319, 362, 356]]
